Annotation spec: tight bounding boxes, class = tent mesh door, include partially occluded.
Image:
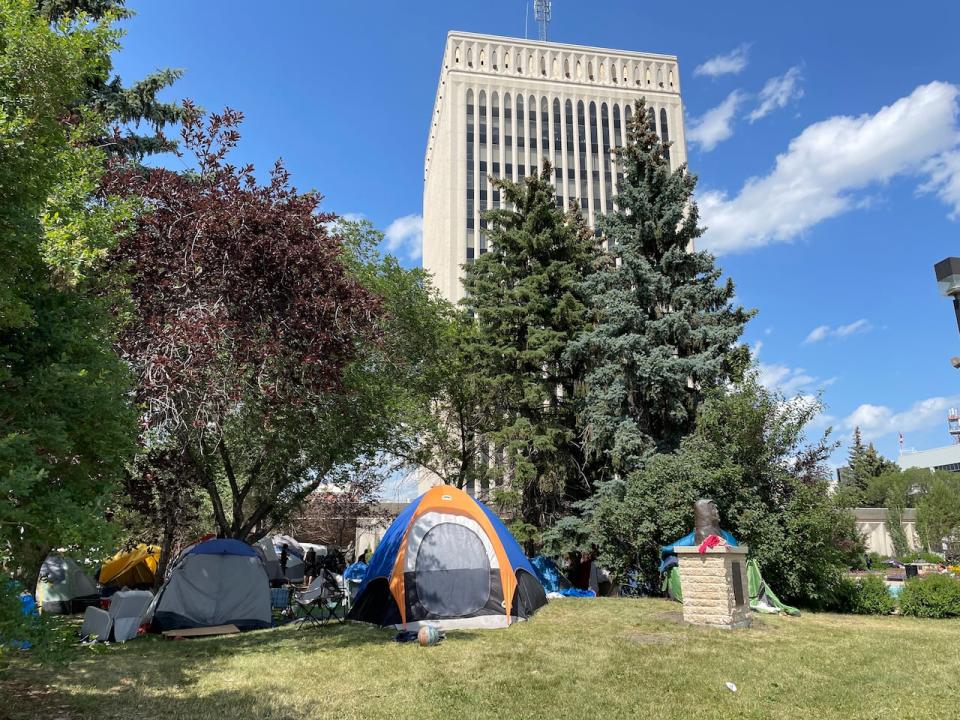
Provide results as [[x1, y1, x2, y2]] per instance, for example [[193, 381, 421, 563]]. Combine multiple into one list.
[[414, 523, 491, 616]]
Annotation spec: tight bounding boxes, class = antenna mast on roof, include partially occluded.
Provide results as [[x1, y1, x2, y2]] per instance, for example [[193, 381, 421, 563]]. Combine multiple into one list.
[[534, 0, 552, 42]]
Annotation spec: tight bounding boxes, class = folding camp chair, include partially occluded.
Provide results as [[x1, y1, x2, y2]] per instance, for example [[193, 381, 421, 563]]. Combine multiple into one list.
[[270, 584, 295, 624], [79, 589, 153, 643], [294, 570, 346, 630]]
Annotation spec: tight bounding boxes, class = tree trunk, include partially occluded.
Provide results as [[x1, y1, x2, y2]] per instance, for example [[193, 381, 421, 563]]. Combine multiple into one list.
[[154, 524, 175, 591]]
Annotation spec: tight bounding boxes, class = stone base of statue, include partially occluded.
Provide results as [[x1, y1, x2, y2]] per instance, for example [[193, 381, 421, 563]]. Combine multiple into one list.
[[674, 544, 752, 629]]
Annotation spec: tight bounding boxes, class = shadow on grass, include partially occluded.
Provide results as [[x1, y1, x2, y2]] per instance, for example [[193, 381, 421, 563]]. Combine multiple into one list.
[[4, 618, 486, 720], [5, 680, 328, 720]]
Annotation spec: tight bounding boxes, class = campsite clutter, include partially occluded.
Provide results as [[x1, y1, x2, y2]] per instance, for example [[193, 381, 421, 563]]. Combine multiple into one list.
[[24, 490, 805, 651]]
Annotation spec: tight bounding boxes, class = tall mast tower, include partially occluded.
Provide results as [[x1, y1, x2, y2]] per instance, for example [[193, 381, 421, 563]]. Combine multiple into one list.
[[534, 0, 552, 42]]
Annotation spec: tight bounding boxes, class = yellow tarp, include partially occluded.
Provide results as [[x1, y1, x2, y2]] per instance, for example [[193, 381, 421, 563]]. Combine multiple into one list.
[[99, 544, 161, 587]]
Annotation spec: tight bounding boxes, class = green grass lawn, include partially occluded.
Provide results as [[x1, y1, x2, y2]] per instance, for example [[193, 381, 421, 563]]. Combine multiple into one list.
[[4, 598, 958, 720]]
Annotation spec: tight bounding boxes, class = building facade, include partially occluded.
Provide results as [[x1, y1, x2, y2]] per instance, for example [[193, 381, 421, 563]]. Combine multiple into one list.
[[422, 31, 688, 304], [898, 444, 960, 473]]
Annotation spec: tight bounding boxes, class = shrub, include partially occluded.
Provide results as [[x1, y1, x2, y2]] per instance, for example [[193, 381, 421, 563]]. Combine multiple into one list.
[[827, 574, 895, 615], [899, 574, 960, 618], [851, 574, 896, 615], [826, 576, 859, 613]]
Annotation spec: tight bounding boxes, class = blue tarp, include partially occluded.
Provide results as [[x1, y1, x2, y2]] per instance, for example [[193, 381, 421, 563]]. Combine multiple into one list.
[[4, 585, 36, 650], [343, 561, 367, 582], [659, 529, 738, 572], [530, 556, 596, 598]]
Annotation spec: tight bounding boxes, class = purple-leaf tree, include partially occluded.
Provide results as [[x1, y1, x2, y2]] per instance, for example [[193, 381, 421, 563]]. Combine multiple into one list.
[[103, 103, 386, 541]]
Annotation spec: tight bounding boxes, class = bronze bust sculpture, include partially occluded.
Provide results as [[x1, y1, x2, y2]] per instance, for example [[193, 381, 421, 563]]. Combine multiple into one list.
[[693, 498, 723, 543]]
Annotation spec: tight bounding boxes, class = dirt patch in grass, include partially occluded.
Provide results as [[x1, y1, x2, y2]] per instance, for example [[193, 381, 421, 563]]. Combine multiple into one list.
[[626, 632, 675, 645], [652, 609, 684, 624]]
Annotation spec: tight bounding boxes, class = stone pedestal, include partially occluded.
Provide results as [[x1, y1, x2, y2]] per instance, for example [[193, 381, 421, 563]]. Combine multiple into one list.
[[674, 544, 751, 629]]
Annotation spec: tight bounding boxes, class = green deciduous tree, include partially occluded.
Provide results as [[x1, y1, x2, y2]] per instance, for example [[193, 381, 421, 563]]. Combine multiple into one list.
[[461, 167, 600, 533], [394, 308, 498, 493], [0, 0, 136, 586], [570, 99, 752, 477], [915, 476, 960, 553], [549, 374, 862, 607]]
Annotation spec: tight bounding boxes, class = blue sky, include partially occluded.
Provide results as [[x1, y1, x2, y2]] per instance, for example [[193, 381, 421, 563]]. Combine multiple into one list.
[[114, 1, 960, 471]]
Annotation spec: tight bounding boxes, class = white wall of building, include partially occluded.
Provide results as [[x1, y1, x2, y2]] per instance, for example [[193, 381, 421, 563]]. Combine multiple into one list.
[[423, 31, 687, 305]]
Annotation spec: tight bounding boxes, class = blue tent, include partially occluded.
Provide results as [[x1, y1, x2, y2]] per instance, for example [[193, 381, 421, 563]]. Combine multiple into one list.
[[348, 485, 547, 630]]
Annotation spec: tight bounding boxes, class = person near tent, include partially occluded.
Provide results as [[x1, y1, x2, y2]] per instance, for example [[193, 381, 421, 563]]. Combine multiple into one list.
[[304, 547, 317, 586], [279, 544, 289, 578]]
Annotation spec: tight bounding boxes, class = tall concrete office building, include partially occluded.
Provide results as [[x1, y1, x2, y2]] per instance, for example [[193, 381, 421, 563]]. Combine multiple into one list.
[[422, 31, 688, 304]]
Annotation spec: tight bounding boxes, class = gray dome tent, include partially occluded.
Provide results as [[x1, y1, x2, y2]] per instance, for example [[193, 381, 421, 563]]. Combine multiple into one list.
[[35, 555, 99, 614], [147, 539, 271, 632], [254, 534, 305, 584]]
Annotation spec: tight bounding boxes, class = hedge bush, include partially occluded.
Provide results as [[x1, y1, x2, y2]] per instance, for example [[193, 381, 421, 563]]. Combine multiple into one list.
[[852, 574, 896, 615], [828, 574, 895, 615], [899, 574, 960, 618]]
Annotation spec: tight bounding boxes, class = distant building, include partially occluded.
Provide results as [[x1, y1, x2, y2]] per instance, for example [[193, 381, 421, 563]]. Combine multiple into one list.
[[835, 465, 855, 486], [896, 408, 960, 472], [422, 31, 687, 305], [854, 507, 920, 556], [354, 502, 406, 556], [897, 444, 960, 473]]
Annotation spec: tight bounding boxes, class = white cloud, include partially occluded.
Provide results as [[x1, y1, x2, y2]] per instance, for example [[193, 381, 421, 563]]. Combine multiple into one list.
[[843, 395, 960, 442], [699, 81, 960, 254], [751, 344, 834, 427], [749, 66, 804, 122], [835, 319, 871, 337], [383, 214, 423, 260], [920, 149, 960, 218], [758, 362, 818, 396], [687, 90, 747, 152], [753, 340, 834, 397], [694, 44, 750, 78], [804, 325, 830, 344], [803, 319, 872, 344]]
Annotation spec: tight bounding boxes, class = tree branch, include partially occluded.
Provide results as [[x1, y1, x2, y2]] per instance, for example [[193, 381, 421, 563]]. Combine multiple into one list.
[[188, 442, 229, 537], [239, 443, 270, 502], [237, 466, 332, 541], [217, 439, 243, 534]]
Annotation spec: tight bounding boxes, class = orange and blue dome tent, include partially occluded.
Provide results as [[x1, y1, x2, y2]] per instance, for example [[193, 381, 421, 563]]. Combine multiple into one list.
[[99, 544, 161, 589], [348, 485, 547, 630]]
